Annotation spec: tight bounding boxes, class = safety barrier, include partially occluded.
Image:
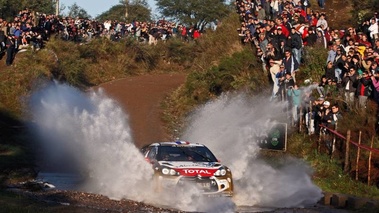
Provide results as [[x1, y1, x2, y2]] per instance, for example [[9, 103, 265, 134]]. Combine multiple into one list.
[[320, 124, 379, 154], [319, 124, 379, 185]]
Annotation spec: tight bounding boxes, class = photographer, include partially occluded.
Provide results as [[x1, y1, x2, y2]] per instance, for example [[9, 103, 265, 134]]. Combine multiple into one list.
[[342, 67, 359, 106]]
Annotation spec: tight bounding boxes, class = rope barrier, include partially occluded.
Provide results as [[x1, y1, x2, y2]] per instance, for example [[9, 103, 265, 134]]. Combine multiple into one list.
[[320, 124, 379, 154]]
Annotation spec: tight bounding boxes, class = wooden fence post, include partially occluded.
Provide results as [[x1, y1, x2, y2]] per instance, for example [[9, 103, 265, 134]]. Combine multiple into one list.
[[355, 131, 362, 181], [344, 130, 351, 173], [368, 136, 374, 186], [332, 123, 338, 155]]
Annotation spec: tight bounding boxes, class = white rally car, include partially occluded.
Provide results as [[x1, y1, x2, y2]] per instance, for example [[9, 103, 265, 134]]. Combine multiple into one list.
[[141, 141, 233, 197]]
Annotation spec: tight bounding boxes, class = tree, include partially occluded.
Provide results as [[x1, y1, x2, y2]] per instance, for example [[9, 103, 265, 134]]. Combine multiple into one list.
[[67, 3, 91, 19], [0, 0, 54, 20], [156, 0, 231, 31], [96, 0, 151, 22]]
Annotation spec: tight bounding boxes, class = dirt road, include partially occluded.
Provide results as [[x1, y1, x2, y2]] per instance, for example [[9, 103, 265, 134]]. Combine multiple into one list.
[[98, 73, 187, 148]]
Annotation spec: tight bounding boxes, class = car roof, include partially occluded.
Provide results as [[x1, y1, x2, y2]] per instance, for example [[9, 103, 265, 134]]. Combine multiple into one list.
[[148, 141, 206, 147]]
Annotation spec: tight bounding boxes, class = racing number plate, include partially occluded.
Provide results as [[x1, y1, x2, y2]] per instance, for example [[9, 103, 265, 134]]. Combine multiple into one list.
[[197, 182, 211, 189]]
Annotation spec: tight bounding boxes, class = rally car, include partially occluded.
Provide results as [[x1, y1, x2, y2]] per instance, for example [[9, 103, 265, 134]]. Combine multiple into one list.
[[141, 141, 233, 197]]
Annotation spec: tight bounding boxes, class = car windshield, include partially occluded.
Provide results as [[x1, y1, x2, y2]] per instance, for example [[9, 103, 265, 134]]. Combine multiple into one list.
[[157, 146, 218, 162]]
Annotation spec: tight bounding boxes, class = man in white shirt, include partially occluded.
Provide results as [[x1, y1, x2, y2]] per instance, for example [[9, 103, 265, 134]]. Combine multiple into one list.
[[368, 18, 379, 42]]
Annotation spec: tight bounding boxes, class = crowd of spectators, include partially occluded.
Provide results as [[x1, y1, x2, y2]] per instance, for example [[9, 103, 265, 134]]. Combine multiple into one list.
[[3, 3, 379, 137], [235, 0, 379, 137], [0, 8, 204, 66]]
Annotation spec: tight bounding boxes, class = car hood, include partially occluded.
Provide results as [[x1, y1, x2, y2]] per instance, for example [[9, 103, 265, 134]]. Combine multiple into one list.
[[158, 161, 223, 177]]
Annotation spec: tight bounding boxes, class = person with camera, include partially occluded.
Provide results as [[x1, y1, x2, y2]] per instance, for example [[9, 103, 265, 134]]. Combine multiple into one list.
[[321, 102, 342, 153], [342, 67, 359, 107]]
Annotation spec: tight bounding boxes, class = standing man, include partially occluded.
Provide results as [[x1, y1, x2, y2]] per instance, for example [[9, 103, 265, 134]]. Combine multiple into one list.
[[283, 49, 300, 83], [368, 18, 379, 45], [289, 27, 303, 65], [356, 71, 373, 109], [5, 35, 15, 66], [287, 84, 302, 126], [342, 67, 359, 107]]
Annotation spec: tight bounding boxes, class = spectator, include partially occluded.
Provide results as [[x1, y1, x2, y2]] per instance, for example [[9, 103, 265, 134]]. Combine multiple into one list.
[[368, 18, 379, 43], [316, 13, 328, 31], [325, 61, 336, 80], [316, 27, 327, 48], [335, 52, 349, 82], [283, 49, 300, 82], [326, 44, 337, 64], [342, 66, 359, 106], [321, 102, 342, 152], [317, 75, 328, 97], [356, 70, 373, 109], [274, 63, 286, 98], [5, 35, 15, 66], [313, 97, 325, 135], [287, 84, 302, 126], [371, 71, 379, 103], [289, 27, 303, 64], [278, 72, 295, 101], [269, 59, 282, 98]]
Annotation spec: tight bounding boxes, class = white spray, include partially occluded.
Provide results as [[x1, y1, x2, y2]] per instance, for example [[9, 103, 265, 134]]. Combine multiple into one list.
[[28, 81, 153, 201], [182, 92, 323, 208], [28, 81, 322, 212]]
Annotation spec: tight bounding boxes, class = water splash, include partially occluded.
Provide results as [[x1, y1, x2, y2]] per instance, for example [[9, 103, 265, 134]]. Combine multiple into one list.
[[28, 81, 153, 201], [28, 81, 322, 212], [182, 92, 323, 208]]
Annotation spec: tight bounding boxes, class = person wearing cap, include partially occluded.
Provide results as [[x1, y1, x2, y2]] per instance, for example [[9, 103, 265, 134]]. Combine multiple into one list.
[[275, 17, 289, 37], [271, 26, 287, 51], [312, 97, 325, 135], [320, 100, 331, 134]]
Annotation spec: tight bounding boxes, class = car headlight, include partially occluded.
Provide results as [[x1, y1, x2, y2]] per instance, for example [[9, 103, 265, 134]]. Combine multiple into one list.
[[214, 168, 227, 177], [162, 168, 170, 175], [161, 168, 177, 176]]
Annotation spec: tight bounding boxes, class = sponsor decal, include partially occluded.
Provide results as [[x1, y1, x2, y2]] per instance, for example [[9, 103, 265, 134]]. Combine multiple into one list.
[[176, 168, 218, 177]]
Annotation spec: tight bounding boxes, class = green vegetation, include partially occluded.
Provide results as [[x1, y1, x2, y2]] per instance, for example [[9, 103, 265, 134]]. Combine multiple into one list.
[[156, 0, 231, 30]]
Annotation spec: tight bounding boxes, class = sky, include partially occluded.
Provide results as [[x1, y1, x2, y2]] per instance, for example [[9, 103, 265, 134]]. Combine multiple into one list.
[[60, 0, 157, 18]]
